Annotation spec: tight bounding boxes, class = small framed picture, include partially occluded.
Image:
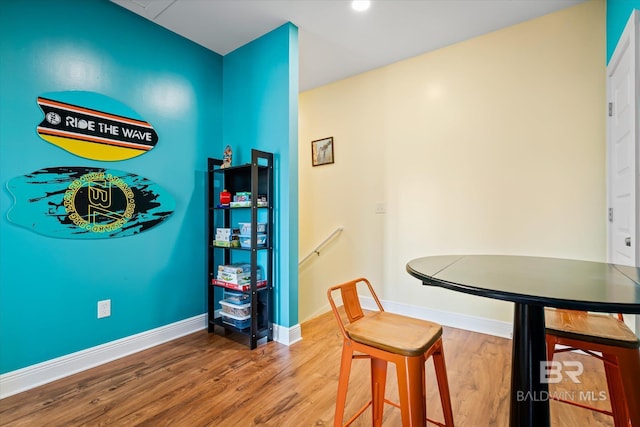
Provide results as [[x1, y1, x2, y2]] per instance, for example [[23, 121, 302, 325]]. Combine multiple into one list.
[[311, 137, 334, 167]]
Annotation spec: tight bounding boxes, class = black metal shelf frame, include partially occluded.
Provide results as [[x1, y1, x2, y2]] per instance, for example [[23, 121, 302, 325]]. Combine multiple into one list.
[[206, 149, 274, 349]]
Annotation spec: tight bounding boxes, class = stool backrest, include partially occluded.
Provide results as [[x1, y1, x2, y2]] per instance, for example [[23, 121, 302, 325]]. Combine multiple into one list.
[[327, 277, 385, 340]]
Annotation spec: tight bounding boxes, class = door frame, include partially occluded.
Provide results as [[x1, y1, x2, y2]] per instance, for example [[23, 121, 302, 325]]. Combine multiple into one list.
[[607, 9, 640, 267]]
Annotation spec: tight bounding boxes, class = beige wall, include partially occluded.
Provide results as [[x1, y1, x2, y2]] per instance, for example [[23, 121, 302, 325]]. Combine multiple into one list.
[[298, 0, 606, 324]]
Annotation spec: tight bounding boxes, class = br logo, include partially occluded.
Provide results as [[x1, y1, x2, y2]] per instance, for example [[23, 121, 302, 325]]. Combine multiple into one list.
[[540, 361, 583, 384]]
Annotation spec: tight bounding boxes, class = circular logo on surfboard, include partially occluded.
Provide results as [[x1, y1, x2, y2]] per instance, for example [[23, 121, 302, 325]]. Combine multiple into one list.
[[63, 171, 135, 233], [45, 111, 61, 125]]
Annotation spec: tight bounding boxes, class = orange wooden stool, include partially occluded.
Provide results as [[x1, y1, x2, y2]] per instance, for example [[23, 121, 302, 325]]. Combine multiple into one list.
[[545, 309, 640, 427], [327, 277, 455, 427]]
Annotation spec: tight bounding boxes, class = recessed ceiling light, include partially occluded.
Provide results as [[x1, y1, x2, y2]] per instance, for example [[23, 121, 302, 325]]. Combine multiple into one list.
[[351, 0, 371, 12]]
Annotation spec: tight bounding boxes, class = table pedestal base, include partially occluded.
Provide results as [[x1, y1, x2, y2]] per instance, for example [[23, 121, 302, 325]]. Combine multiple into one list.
[[510, 303, 550, 427]]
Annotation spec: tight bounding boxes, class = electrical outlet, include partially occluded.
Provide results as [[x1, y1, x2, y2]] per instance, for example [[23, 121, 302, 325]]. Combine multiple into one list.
[[375, 202, 386, 214], [97, 299, 111, 318]]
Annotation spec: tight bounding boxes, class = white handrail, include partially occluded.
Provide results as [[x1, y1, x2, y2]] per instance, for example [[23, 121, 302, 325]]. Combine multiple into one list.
[[299, 226, 344, 266]]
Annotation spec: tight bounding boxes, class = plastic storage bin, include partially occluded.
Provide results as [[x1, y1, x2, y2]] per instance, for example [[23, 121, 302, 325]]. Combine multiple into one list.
[[223, 290, 250, 304], [220, 300, 251, 317], [238, 222, 266, 234], [221, 312, 251, 329], [239, 234, 266, 248]]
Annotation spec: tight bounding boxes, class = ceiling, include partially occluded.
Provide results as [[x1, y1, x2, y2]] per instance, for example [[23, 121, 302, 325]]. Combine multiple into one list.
[[111, 0, 587, 92]]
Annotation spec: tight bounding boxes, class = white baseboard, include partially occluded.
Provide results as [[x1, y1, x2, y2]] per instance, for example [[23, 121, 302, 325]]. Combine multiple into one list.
[[0, 314, 207, 399], [360, 297, 513, 339], [274, 323, 302, 345]]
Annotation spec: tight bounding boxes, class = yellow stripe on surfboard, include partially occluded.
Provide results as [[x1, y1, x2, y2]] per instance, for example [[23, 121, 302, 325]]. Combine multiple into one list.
[[39, 135, 146, 162]]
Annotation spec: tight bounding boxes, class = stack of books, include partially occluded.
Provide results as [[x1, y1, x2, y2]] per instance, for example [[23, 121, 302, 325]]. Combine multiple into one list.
[[212, 263, 265, 291]]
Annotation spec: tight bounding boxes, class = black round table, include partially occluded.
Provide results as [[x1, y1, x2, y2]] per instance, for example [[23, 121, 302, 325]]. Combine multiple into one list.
[[406, 255, 640, 427]]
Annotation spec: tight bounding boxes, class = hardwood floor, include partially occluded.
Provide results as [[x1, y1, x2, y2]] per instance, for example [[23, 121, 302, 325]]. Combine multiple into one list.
[[0, 310, 615, 426]]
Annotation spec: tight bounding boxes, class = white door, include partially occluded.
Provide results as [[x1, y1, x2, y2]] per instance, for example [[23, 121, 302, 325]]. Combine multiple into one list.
[[607, 10, 639, 268]]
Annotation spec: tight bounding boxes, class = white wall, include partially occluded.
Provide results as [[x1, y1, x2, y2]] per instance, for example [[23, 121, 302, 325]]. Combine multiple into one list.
[[298, 0, 606, 326]]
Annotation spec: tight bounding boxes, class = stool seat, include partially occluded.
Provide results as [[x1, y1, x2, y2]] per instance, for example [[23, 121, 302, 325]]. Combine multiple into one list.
[[346, 311, 443, 356], [545, 309, 640, 349], [328, 277, 454, 427]]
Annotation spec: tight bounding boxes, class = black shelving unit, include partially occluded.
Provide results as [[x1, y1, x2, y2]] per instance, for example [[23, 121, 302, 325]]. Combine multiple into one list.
[[207, 149, 274, 349]]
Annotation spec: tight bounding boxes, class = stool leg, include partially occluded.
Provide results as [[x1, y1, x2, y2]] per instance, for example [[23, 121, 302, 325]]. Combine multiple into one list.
[[433, 344, 455, 426], [602, 353, 630, 427], [396, 355, 427, 426], [371, 357, 388, 427], [335, 341, 354, 427], [616, 349, 640, 427], [545, 336, 556, 363]]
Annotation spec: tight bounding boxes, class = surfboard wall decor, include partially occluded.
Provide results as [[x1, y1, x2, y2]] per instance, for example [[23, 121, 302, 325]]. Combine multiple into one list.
[[36, 91, 159, 161], [6, 167, 175, 239]]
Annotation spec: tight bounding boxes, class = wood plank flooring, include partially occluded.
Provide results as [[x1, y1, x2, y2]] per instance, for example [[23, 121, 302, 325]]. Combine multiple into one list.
[[0, 310, 616, 426]]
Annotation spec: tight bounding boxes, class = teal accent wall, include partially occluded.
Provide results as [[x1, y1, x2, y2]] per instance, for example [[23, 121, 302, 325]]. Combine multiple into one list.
[[222, 23, 299, 327], [606, 0, 640, 62], [0, 0, 223, 373]]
